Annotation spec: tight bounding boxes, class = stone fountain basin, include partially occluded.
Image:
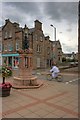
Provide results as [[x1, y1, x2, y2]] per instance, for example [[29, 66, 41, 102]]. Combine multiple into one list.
[[12, 76, 43, 89]]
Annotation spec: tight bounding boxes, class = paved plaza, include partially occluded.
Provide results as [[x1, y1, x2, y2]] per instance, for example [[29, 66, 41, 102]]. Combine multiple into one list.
[[0, 67, 79, 119]]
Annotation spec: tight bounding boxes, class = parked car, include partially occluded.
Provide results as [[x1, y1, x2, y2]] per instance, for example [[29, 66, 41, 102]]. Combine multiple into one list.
[[69, 62, 78, 67]]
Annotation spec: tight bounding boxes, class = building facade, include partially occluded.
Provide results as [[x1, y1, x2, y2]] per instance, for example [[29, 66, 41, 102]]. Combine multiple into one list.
[[2, 19, 54, 69], [52, 40, 62, 63]]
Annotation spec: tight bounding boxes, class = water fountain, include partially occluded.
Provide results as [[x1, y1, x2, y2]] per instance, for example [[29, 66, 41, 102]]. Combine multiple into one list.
[[13, 48, 43, 89], [12, 29, 43, 89]]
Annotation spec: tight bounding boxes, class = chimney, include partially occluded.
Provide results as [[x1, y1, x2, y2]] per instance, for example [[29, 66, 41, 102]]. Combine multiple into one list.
[[13, 22, 19, 28], [34, 20, 42, 30], [5, 19, 10, 24]]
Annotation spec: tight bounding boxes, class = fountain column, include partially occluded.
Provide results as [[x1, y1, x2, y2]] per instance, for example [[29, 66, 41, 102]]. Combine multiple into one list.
[[13, 49, 43, 89]]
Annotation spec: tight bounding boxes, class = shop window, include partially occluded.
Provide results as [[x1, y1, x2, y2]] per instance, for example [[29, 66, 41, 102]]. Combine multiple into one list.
[[4, 57, 7, 65], [14, 57, 19, 68], [8, 57, 12, 67]]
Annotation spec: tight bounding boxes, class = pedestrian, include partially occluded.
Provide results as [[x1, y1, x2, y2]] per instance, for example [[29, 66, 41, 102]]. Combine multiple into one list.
[[50, 62, 60, 79]]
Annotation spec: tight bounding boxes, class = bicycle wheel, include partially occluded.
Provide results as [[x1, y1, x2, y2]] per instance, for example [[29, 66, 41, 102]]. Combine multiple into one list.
[[46, 74, 52, 80], [57, 74, 63, 82]]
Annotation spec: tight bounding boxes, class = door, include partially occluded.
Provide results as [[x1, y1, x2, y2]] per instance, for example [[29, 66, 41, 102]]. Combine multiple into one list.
[[8, 57, 12, 67]]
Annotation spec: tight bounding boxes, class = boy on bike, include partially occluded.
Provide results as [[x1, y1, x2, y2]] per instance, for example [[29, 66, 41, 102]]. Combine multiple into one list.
[[50, 62, 60, 79]]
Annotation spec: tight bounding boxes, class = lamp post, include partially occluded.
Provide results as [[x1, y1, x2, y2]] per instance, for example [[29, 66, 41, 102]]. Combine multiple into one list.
[[50, 24, 57, 63], [50, 24, 56, 42]]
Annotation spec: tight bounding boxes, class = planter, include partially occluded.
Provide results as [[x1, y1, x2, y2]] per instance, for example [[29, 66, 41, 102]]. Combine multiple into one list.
[[0, 87, 11, 97]]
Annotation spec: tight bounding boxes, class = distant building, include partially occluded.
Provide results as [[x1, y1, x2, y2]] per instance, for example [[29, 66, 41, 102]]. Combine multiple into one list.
[[52, 40, 63, 63], [75, 52, 78, 61], [63, 52, 78, 61], [2, 19, 54, 69]]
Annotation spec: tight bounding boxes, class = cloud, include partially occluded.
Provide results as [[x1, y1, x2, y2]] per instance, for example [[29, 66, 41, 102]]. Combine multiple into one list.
[[2, 2, 39, 15], [1, 0, 79, 2], [2, 2, 78, 25], [1, 2, 78, 53], [62, 42, 78, 53], [2, 2, 43, 26], [43, 2, 78, 23], [66, 28, 72, 32]]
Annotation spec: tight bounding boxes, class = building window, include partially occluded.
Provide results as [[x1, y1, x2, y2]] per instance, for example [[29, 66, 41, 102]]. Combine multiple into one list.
[[40, 36, 43, 41], [33, 34, 37, 41], [4, 31, 8, 39], [58, 57, 60, 61], [4, 44, 7, 51], [16, 42, 19, 50], [37, 45, 41, 52], [47, 47, 50, 55], [8, 43, 13, 51], [9, 31, 12, 38], [35, 34, 38, 40]]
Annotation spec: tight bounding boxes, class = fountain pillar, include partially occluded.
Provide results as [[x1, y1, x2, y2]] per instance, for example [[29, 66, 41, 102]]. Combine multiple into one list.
[[13, 49, 43, 89]]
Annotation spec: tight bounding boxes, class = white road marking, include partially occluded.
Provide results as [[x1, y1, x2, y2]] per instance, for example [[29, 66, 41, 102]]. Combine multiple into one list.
[[65, 78, 79, 84]]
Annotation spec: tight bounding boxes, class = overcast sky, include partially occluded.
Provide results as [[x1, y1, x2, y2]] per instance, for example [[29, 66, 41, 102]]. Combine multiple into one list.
[[0, 1, 78, 53]]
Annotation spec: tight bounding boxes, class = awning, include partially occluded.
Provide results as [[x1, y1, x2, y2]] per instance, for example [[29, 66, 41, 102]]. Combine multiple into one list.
[[2, 53, 19, 57]]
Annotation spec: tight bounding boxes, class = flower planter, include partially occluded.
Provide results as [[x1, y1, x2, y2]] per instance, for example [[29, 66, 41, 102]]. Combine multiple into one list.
[[0, 66, 12, 97], [0, 87, 11, 97]]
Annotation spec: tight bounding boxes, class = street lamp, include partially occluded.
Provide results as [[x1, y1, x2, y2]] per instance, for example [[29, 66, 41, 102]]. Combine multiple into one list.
[[50, 24, 56, 42], [50, 24, 57, 63]]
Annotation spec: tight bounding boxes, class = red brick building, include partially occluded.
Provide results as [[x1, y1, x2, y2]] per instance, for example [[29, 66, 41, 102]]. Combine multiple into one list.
[[2, 19, 54, 69]]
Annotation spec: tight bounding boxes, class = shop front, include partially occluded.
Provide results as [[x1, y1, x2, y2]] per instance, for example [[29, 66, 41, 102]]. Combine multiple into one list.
[[2, 53, 19, 69]]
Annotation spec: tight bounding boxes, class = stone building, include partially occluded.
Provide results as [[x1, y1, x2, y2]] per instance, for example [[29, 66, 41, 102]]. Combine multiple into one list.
[[52, 40, 62, 63], [2, 19, 54, 69]]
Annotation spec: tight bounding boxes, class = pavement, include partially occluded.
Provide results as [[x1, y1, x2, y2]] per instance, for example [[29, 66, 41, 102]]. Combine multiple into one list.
[[0, 67, 79, 119]]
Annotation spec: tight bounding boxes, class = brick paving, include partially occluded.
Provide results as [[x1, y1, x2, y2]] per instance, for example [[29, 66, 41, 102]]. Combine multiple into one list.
[[0, 68, 79, 119]]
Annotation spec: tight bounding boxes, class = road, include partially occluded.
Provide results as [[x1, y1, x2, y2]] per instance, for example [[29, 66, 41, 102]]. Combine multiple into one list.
[[35, 67, 78, 85], [1, 67, 78, 85], [61, 67, 78, 85]]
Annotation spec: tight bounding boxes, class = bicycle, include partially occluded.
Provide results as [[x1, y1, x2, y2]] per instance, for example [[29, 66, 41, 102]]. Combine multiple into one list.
[[46, 72, 63, 82]]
